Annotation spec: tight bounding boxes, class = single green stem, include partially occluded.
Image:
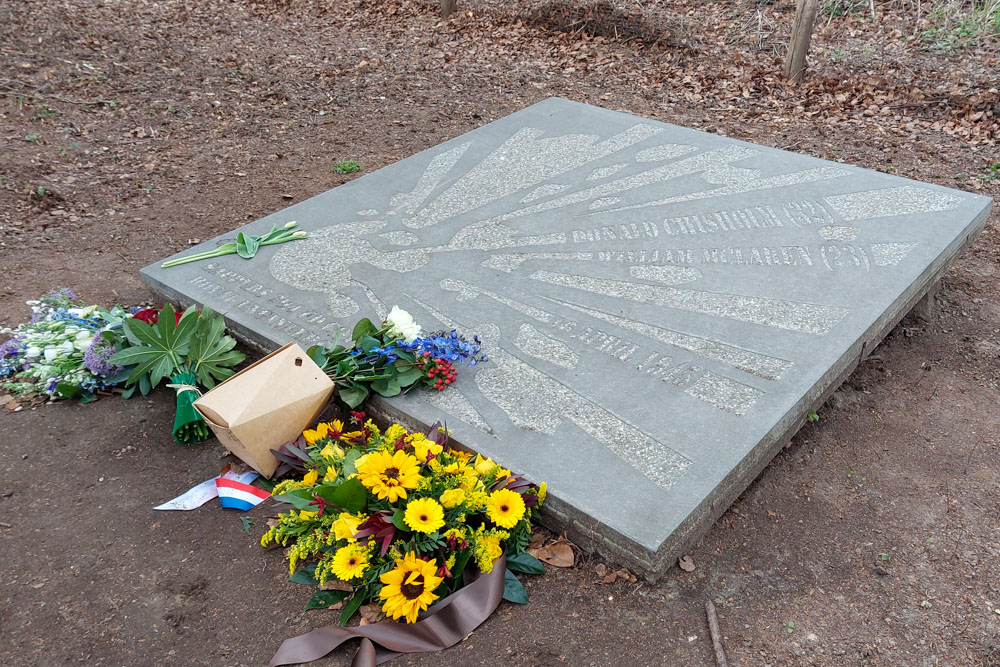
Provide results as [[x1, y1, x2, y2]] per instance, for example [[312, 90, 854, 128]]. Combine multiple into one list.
[[161, 247, 231, 268]]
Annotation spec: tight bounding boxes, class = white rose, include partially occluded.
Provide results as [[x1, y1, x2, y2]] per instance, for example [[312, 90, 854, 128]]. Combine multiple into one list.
[[44, 346, 59, 362], [384, 306, 422, 343]]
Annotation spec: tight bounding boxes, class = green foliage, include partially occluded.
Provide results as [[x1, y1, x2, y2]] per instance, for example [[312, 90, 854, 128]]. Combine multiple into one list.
[[807, 410, 820, 423], [307, 318, 427, 408], [333, 158, 362, 174], [306, 589, 349, 611], [506, 552, 545, 575], [980, 163, 1000, 182], [108, 304, 245, 396], [503, 569, 529, 604]]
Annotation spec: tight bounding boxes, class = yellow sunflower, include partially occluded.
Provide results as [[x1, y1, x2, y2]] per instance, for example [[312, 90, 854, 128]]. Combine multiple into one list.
[[486, 488, 526, 528], [379, 552, 444, 623], [404, 498, 445, 533], [330, 544, 370, 580], [356, 450, 422, 502], [303, 422, 329, 445]]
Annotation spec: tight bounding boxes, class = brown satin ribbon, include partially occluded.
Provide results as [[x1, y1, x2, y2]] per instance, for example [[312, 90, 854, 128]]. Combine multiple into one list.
[[269, 553, 507, 666]]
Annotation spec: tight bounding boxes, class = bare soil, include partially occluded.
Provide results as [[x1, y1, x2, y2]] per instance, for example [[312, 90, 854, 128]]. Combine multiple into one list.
[[1, 0, 998, 664]]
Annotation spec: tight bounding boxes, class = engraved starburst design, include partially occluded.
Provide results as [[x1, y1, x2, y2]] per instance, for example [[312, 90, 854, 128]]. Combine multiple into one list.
[[267, 119, 963, 492]]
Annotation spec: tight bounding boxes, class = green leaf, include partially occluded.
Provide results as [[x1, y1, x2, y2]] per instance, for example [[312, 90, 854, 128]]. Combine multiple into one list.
[[393, 366, 423, 387], [338, 384, 368, 408], [358, 335, 380, 353], [240, 516, 253, 534], [315, 478, 367, 513], [503, 569, 529, 604], [78, 392, 98, 404], [351, 318, 376, 342], [290, 563, 319, 585], [236, 231, 261, 259], [307, 345, 328, 369], [307, 589, 350, 611], [55, 382, 82, 399], [340, 448, 362, 477], [391, 509, 408, 531], [272, 489, 315, 510], [340, 591, 366, 626], [450, 549, 473, 586], [506, 552, 545, 575]]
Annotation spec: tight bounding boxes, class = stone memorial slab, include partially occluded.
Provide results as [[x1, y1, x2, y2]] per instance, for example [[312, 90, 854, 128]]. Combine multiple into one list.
[[142, 98, 991, 580]]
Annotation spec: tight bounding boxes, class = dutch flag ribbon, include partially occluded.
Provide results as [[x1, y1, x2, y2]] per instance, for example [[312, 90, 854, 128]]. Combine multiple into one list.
[[216, 477, 271, 511]]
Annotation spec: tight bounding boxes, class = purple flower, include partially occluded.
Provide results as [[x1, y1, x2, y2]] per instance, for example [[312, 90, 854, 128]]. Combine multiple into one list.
[[48, 287, 78, 302], [0, 336, 22, 359], [83, 337, 123, 377]]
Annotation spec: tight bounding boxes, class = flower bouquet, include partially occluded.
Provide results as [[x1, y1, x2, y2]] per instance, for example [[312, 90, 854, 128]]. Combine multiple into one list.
[[108, 303, 245, 444], [0, 289, 132, 402], [309, 307, 488, 408], [261, 413, 546, 628]]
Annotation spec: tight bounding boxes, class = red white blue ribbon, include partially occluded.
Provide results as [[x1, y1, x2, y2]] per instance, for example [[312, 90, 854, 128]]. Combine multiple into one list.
[[216, 478, 271, 511]]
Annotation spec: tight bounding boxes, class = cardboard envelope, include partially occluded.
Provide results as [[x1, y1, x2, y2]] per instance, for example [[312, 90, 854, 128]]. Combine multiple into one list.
[[194, 343, 334, 477]]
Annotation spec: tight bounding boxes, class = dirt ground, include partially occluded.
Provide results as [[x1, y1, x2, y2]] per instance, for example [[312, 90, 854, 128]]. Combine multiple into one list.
[[2, 0, 999, 664]]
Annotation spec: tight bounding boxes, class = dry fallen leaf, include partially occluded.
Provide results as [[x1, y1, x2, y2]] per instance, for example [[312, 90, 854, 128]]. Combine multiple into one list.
[[678, 555, 696, 572], [321, 579, 352, 592], [602, 571, 618, 584], [615, 568, 637, 583], [595, 563, 607, 577], [6, 401, 21, 411], [529, 537, 576, 568], [359, 604, 381, 624]]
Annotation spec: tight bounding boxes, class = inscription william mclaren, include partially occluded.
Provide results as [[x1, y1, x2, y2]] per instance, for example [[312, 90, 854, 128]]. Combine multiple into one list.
[[143, 97, 991, 579]]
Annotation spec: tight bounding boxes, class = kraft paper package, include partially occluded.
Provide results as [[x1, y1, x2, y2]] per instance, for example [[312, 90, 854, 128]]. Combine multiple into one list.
[[194, 343, 334, 477]]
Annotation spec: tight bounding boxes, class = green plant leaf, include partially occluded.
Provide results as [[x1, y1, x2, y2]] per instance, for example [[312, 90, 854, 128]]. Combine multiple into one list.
[[340, 591, 366, 626], [307, 345, 327, 369], [338, 384, 368, 408], [306, 589, 350, 611], [503, 569, 529, 604], [55, 382, 82, 399], [506, 552, 545, 575], [351, 318, 376, 342], [394, 366, 423, 387], [391, 509, 408, 531], [340, 448, 362, 477], [272, 489, 315, 510], [290, 563, 319, 585], [236, 231, 261, 259], [314, 478, 367, 513], [358, 335, 380, 353]]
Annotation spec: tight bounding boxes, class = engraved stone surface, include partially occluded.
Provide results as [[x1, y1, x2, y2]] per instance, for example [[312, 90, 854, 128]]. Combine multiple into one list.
[[142, 98, 991, 580]]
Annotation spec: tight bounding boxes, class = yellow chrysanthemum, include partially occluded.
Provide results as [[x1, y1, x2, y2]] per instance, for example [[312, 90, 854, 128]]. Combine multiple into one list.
[[330, 544, 370, 581], [439, 488, 466, 509], [404, 497, 445, 533], [379, 552, 444, 623], [486, 488, 526, 528], [448, 449, 473, 464], [333, 512, 365, 541], [537, 482, 547, 505], [302, 469, 319, 486], [320, 442, 345, 461], [356, 450, 422, 502], [303, 422, 329, 445]]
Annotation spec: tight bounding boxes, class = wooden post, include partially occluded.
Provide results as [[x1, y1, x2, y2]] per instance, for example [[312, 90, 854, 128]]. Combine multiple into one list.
[[441, 0, 457, 17], [783, 0, 819, 83]]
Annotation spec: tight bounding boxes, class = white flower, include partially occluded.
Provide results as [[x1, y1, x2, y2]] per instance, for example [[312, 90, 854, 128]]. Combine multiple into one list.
[[25, 346, 41, 358], [44, 346, 59, 362], [384, 306, 422, 343]]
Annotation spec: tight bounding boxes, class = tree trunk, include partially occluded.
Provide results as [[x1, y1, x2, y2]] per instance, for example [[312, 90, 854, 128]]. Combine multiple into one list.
[[783, 0, 819, 83], [441, 0, 457, 17]]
